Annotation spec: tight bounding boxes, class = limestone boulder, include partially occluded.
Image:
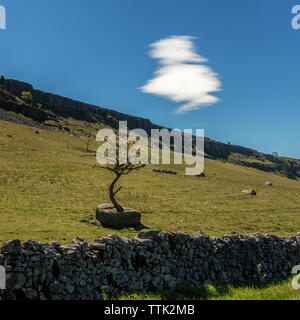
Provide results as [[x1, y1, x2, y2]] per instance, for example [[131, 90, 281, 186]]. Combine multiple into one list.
[[96, 204, 141, 228], [242, 189, 256, 196]]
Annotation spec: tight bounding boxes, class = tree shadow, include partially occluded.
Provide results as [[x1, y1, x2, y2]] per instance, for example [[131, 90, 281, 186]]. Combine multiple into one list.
[[158, 284, 232, 300], [112, 277, 291, 300]]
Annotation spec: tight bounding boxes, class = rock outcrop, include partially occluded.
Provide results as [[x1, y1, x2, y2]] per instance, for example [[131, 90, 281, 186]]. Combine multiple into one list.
[[1, 77, 300, 179], [153, 169, 177, 175], [242, 189, 257, 196], [0, 78, 163, 133], [264, 182, 273, 186], [96, 204, 141, 228]]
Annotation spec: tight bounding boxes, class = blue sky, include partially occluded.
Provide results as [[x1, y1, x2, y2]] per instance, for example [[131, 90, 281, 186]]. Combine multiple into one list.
[[1, 0, 300, 158]]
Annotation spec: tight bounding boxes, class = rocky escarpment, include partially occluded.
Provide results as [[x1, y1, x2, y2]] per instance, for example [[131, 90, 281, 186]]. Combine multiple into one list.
[[0, 231, 299, 300], [0, 108, 50, 130], [0, 83, 58, 124], [1, 77, 300, 179], [0, 78, 163, 133]]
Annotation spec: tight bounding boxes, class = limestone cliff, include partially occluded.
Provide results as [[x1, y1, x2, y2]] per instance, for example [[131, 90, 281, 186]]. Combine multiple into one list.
[[0, 77, 299, 179]]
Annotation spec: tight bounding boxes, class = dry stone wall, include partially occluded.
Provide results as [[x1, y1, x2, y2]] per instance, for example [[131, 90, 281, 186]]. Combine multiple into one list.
[[0, 231, 299, 300]]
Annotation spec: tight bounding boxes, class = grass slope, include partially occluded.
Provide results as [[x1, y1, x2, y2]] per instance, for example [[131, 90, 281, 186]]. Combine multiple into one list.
[[0, 119, 300, 245], [1, 119, 300, 300]]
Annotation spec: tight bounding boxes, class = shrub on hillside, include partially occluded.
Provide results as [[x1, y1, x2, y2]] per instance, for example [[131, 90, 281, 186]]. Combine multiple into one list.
[[21, 91, 33, 105]]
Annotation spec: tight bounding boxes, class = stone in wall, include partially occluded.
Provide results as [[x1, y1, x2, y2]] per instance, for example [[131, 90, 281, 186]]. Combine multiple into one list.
[[0, 231, 299, 300]]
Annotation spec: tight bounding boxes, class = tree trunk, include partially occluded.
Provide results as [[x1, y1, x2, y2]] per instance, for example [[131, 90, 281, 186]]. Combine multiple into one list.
[[109, 174, 124, 212]]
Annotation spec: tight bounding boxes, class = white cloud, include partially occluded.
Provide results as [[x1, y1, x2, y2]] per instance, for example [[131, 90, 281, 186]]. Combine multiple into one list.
[[140, 35, 222, 114]]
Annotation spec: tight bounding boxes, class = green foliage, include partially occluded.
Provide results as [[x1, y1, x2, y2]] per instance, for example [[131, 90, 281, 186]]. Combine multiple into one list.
[[36, 103, 43, 110], [21, 91, 33, 104]]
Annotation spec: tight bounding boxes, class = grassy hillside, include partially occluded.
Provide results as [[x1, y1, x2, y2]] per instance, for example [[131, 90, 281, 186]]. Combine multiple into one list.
[[2, 78, 300, 180], [0, 119, 300, 245]]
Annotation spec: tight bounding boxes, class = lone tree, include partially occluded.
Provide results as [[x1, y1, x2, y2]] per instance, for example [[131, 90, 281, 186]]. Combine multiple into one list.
[[85, 133, 93, 153], [92, 137, 146, 213], [95, 160, 145, 212]]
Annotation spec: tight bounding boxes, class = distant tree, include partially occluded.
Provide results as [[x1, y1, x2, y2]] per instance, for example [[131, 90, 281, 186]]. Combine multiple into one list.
[[85, 133, 92, 153], [0, 75, 4, 83], [36, 103, 43, 110], [21, 91, 33, 104]]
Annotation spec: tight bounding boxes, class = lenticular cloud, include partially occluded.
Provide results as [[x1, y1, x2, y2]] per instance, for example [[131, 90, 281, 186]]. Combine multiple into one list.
[[140, 36, 222, 114]]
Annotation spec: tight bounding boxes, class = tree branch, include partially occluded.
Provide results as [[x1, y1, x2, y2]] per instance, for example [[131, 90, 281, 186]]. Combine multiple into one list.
[[113, 186, 122, 195]]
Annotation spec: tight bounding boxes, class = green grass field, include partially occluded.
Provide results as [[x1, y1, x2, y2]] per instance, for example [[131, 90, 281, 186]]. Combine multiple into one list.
[[0, 119, 300, 300], [1, 119, 299, 244], [114, 278, 300, 300]]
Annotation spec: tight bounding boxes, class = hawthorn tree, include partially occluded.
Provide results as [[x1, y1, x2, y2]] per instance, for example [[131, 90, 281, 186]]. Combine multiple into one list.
[[94, 160, 145, 212], [92, 135, 146, 212]]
